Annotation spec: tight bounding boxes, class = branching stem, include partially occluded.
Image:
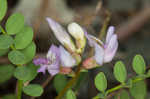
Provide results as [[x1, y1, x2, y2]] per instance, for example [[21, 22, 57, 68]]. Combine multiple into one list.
[[0, 25, 23, 99]]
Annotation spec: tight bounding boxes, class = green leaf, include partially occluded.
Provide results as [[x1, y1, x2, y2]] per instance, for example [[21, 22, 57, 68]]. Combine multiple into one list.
[[0, 0, 7, 21], [126, 78, 133, 88], [53, 74, 67, 93], [8, 50, 25, 65], [120, 90, 130, 99], [14, 64, 38, 82], [14, 66, 28, 81], [24, 64, 39, 82], [94, 72, 107, 92], [23, 84, 43, 97], [0, 35, 14, 49], [0, 64, 15, 84], [115, 90, 130, 99], [2, 94, 16, 99], [114, 61, 127, 83], [21, 42, 36, 63], [132, 55, 146, 75], [14, 26, 33, 49], [74, 72, 88, 91], [5, 13, 24, 35], [0, 49, 9, 56], [129, 80, 147, 99], [66, 90, 76, 99]]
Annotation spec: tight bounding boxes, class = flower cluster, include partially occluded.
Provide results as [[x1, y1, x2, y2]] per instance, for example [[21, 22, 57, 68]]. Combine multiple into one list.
[[33, 18, 118, 76]]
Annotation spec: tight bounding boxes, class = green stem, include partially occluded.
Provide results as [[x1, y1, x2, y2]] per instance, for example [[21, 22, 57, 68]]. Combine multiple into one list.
[[17, 80, 23, 99], [104, 76, 149, 98], [55, 65, 81, 99], [0, 26, 6, 34], [105, 84, 123, 95], [0, 25, 23, 99]]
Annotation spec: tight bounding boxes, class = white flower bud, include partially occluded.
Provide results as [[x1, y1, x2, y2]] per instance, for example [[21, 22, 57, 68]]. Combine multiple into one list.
[[68, 22, 86, 53], [68, 22, 84, 40], [46, 17, 76, 52]]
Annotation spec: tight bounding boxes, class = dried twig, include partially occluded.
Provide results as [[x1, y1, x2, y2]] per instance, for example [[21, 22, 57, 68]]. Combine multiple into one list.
[[116, 6, 150, 42], [42, 76, 53, 88], [33, 0, 49, 38]]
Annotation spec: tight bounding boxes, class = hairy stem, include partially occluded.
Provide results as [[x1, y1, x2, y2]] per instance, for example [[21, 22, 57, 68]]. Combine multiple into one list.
[[17, 80, 23, 99]]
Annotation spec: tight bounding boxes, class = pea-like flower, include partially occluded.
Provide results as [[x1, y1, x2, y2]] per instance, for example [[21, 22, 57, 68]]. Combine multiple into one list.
[[46, 17, 86, 54], [59, 46, 76, 67], [33, 45, 76, 76], [68, 22, 86, 53], [83, 26, 118, 68], [33, 45, 60, 76], [46, 18, 76, 53]]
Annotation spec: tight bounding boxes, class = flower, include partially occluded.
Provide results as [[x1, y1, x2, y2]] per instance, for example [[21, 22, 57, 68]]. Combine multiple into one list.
[[33, 45, 60, 76], [46, 17, 86, 54], [33, 45, 76, 76], [68, 22, 86, 53], [46, 17, 76, 53], [84, 26, 118, 66], [59, 46, 76, 67]]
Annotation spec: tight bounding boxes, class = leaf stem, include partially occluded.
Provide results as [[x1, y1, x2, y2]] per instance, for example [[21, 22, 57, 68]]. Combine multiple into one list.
[[105, 76, 149, 98], [0, 26, 7, 34], [105, 84, 123, 95]]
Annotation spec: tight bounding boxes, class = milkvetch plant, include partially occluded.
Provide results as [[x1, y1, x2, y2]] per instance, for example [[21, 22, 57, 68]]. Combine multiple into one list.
[[0, 0, 150, 99]]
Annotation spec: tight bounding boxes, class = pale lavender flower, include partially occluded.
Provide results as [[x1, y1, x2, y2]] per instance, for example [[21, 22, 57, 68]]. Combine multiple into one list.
[[46, 17, 76, 52], [46, 17, 87, 54], [59, 46, 76, 67], [33, 45, 76, 75], [85, 26, 118, 65], [33, 44, 60, 76]]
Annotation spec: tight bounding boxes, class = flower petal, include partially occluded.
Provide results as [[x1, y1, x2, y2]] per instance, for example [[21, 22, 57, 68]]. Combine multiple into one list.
[[104, 34, 118, 63], [47, 64, 59, 76], [105, 34, 118, 52], [84, 31, 104, 65], [33, 58, 48, 65], [37, 65, 47, 74], [46, 17, 76, 52], [68, 22, 84, 40], [84, 31, 103, 47], [47, 44, 60, 61], [106, 26, 115, 44], [68, 22, 86, 53], [94, 43, 104, 65], [59, 46, 76, 67], [104, 43, 118, 63]]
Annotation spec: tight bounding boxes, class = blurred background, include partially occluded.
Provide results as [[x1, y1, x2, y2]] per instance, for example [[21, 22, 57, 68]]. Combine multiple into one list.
[[0, 0, 150, 98]]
